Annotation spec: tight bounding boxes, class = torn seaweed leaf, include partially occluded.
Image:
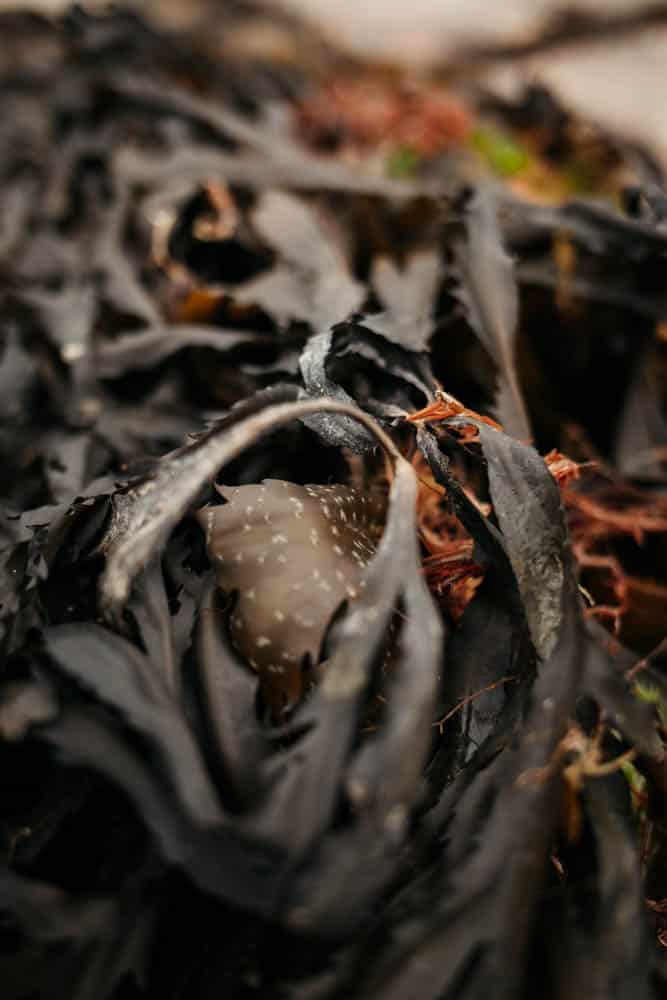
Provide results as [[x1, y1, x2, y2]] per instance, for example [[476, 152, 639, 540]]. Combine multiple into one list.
[[365, 249, 442, 352], [1, 8, 666, 999], [35, 390, 442, 945], [234, 191, 365, 330], [299, 323, 437, 450], [453, 187, 532, 441]]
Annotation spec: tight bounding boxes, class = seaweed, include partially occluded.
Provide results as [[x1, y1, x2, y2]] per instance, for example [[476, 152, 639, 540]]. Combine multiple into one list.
[[0, 5, 665, 999]]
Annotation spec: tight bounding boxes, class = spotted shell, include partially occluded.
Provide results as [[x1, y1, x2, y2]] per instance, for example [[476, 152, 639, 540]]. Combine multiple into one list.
[[197, 479, 386, 715]]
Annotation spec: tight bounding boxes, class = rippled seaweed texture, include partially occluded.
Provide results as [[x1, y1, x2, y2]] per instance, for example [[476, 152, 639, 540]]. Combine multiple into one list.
[[1, 5, 666, 1000]]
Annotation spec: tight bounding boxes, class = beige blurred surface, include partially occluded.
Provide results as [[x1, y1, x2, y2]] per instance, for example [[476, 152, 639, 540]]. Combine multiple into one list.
[[278, 0, 667, 166], [3, 0, 667, 166]]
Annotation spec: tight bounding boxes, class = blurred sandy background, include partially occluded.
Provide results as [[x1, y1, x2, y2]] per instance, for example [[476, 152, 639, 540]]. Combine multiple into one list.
[[3, 0, 667, 166]]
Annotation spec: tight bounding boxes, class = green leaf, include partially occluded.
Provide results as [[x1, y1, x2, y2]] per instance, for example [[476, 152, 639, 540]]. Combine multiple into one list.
[[471, 127, 530, 177]]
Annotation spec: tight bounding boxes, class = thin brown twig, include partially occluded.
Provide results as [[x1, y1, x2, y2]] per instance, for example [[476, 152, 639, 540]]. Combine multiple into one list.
[[626, 636, 667, 680], [432, 674, 518, 735]]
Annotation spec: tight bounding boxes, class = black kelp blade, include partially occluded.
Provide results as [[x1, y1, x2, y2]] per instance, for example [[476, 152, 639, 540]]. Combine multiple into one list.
[[367, 249, 442, 353], [0, 868, 156, 1000], [42, 622, 225, 827], [194, 579, 265, 808], [2, 8, 667, 998], [453, 187, 532, 441], [98, 383, 301, 617], [299, 323, 437, 451], [546, 774, 654, 1000], [276, 467, 443, 937], [423, 414, 661, 752], [42, 393, 442, 937], [450, 417, 566, 661], [99, 390, 416, 616], [320, 578, 591, 1000], [41, 703, 286, 914], [232, 191, 365, 330], [253, 455, 442, 926]]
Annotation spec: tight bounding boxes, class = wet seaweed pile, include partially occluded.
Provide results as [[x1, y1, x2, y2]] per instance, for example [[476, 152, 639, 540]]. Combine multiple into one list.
[[1, 5, 666, 999]]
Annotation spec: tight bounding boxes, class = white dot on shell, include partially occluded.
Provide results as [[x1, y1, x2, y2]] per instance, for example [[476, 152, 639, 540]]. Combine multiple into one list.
[[290, 497, 304, 518], [333, 545, 343, 556], [274, 610, 285, 621], [277, 553, 287, 563], [256, 636, 271, 648]]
